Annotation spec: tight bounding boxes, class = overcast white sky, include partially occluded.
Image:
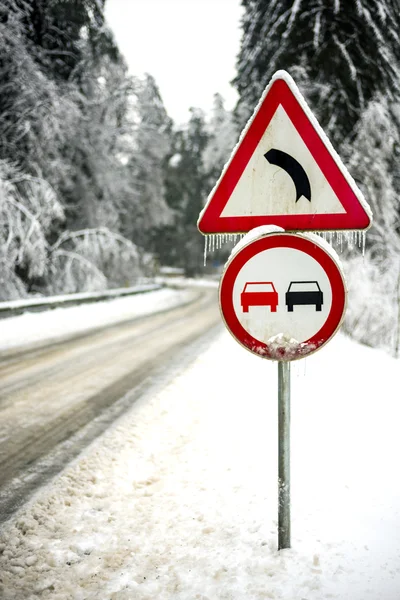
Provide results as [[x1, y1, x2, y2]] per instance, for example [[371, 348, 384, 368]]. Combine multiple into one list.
[[104, 0, 244, 125]]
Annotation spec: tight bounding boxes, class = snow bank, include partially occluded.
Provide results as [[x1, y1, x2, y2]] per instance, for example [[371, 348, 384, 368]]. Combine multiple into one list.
[[0, 287, 196, 353]]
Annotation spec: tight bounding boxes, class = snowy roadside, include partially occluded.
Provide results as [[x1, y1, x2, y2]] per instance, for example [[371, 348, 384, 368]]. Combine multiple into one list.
[[0, 281, 216, 354], [1, 326, 400, 599]]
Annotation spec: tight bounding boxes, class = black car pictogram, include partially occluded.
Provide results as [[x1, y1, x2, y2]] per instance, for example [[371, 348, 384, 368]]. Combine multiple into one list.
[[285, 281, 323, 312]]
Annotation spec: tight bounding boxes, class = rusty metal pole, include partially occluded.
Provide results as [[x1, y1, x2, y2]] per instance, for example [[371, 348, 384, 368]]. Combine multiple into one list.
[[278, 360, 291, 550]]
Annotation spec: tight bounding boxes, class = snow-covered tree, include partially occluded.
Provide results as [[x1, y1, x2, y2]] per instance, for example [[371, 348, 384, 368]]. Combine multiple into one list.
[[16, 0, 119, 82], [0, 1, 172, 298], [122, 74, 174, 249], [0, 160, 64, 299], [342, 97, 400, 355], [47, 228, 144, 295], [0, 2, 79, 176], [203, 93, 239, 186], [234, 0, 400, 147]]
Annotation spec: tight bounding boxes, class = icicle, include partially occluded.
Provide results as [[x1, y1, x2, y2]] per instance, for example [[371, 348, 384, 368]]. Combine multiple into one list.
[[204, 236, 207, 266], [334, 231, 339, 252], [347, 230, 353, 250], [362, 230, 366, 256]]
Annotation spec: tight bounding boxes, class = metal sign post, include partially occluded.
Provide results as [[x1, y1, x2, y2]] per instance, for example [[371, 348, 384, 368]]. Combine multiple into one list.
[[278, 361, 291, 550]]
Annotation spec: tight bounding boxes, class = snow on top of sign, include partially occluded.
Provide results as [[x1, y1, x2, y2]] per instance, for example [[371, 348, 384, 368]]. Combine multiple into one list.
[[198, 70, 372, 230], [229, 225, 285, 258]]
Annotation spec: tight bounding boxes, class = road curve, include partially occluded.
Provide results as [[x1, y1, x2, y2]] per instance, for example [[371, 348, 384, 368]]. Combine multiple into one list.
[[0, 286, 221, 522]]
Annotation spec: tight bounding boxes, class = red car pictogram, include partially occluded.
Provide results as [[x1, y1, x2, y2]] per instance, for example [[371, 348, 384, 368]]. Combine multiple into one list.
[[241, 281, 278, 312]]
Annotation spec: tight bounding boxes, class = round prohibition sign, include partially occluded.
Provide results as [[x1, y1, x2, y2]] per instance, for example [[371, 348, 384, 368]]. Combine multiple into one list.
[[219, 232, 347, 361]]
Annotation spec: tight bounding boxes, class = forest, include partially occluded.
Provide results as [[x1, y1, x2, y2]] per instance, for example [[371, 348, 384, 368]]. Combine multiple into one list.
[[0, 0, 399, 356]]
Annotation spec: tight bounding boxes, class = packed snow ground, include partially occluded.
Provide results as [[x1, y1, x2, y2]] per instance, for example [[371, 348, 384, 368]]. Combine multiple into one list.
[[1, 285, 400, 599]]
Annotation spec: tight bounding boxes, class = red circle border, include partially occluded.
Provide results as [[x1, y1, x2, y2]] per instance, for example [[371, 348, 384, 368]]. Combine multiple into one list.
[[219, 233, 347, 360]]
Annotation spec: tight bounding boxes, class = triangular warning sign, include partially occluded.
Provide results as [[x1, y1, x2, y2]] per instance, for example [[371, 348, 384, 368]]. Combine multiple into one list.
[[198, 70, 372, 234]]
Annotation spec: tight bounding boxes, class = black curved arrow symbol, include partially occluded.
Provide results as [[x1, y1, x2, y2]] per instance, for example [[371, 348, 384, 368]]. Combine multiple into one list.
[[264, 149, 311, 202]]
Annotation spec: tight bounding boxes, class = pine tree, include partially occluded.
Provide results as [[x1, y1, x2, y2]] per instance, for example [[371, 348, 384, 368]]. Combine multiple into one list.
[[156, 108, 210, 275], [15, 0, 119, 82], [234, 0, 400, 147]]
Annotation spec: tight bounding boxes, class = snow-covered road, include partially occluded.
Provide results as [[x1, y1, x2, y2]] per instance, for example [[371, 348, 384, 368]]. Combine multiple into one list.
[[0, 285, 220, 522], [1, 284, 400, 599]]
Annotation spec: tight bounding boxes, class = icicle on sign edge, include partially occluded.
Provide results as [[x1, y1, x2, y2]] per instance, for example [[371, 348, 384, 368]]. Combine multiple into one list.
[[197, 69, 373, 235], [202, 230, 367, 267]]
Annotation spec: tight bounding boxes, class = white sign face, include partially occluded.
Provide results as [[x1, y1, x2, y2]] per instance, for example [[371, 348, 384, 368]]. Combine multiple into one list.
[[232, 246, 332, 343], [219, 232, 347, 361], [220, 105, 346, 218]]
